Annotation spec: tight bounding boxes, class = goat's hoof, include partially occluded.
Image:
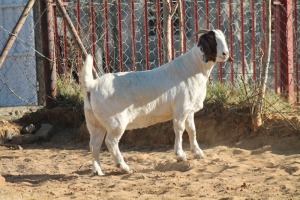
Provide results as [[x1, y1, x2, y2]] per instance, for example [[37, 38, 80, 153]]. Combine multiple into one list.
[[194, 153, 205, 159], [194, 152, 205, 159], [176, 155, 187, 162], [120, 168, 133, 174], [117, 163, 132, 174], [92, 171, 105, 176], [192, 149, 205, 159]]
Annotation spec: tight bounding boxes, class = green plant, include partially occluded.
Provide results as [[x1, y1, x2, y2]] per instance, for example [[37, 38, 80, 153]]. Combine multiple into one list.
[[205, 80, 296, 115], [57, 76, 83, 107], [205, 82, 231, 105]]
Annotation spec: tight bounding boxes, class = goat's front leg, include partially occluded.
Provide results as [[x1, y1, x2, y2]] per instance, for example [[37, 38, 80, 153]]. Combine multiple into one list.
[[173, 118, 187, 162], [105, 128, 131, 174], [185, 113, 205, 159]]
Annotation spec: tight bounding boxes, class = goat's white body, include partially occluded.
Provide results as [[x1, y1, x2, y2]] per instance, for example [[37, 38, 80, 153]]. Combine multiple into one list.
[[81, 29, 229, 175], [86, 46, 211, 130]]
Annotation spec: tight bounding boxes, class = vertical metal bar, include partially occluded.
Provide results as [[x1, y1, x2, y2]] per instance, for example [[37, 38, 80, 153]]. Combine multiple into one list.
[[76, 0, 82, 71], [240, 0, 245, 78], [182, 0, 187, 53], [229, 0, 234, 85], [63, 17, 68, 74], [194, 0, 199, 42], [117, 0, 123, 71], [218, 0, 222, 83], [33, 0, 46, 105], [279, 0, 294, 103], [40, 0, 57, 108], [53, 7, 62, 75], [205, 0, 209, 28], [294, 0, 299, 103], [104, 0, 110, 72], [274, 4, 278, 93], [251, 0, 256, 82], [90, 0, 96, 67], [131, 1, 136, 71], [144, 0, 150, 70], [156, 0, 162, 66], [170, 1, 175, 60]]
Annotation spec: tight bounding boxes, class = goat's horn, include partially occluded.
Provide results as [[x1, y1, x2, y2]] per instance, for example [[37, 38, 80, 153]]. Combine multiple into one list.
[[194, 29, 210, 35]]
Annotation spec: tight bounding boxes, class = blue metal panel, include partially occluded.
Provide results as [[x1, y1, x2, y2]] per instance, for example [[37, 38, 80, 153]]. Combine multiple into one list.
[[0, 0, 37, 106]]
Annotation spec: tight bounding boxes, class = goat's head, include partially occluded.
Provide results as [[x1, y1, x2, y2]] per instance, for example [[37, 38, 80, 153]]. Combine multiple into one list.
[[196, 29, 232, 63]]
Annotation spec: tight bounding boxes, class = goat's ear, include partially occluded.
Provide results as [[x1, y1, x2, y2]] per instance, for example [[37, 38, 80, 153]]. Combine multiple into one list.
[[198, 37, 211, 55]]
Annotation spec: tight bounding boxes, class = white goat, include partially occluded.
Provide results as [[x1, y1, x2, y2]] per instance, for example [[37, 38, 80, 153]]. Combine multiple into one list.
[[81, 29, 230, 175]]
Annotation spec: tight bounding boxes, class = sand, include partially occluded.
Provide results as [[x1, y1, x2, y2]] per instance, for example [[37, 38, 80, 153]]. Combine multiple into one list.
[[1, 133, 300, 199], [0, 107, 300, 199]]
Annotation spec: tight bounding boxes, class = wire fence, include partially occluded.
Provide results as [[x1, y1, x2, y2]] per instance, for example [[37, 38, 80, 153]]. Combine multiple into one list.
[[0, 0, 41, 106], [1, 0, 300, 130]]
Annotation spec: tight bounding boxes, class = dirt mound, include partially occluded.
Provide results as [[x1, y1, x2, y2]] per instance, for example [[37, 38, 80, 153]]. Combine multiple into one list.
[[2, 104, 299, 151]]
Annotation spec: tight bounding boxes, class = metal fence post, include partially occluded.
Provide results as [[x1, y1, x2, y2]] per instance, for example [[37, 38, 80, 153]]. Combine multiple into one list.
[[33, 0, 46, 106], [279, 0, 294, 103], [40, 0, 57, 108], [294, 0, 299, 103]]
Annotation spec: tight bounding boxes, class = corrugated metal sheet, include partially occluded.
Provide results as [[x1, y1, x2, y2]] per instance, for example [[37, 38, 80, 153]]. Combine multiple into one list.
[[0, 0, 37, 106]]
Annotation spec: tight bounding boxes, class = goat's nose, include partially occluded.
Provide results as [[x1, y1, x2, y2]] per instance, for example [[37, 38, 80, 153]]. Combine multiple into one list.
[[222, 52, 227, 56]]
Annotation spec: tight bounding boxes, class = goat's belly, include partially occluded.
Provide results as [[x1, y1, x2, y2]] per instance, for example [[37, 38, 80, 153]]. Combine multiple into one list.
[[126, 111, 172, 130]]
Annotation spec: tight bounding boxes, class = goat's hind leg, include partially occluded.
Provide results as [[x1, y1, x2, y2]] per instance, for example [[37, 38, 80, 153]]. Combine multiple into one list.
[[89, 127, 106, 175], [185, 113, 205, 159], [85, 111, 106, 175], [105, 128, 131, 174]]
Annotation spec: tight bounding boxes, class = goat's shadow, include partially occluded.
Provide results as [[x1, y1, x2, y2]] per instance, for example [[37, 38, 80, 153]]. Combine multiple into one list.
[[3, 174, 78, 185]]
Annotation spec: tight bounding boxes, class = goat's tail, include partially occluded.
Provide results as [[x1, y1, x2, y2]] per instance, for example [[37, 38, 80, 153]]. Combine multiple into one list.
[[80, 54, 96, 92]]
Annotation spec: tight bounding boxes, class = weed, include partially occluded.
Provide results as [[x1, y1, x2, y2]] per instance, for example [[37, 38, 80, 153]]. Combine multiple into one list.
[[56, 76, 83, 107]]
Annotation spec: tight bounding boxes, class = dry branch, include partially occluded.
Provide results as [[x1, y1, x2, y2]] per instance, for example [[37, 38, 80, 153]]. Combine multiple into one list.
[[252, 0, 272, 132]]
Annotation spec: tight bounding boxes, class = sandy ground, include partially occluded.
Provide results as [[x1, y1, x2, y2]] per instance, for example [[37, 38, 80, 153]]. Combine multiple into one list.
[[1, 133, 300, 199], [0, 107, 300, 199]]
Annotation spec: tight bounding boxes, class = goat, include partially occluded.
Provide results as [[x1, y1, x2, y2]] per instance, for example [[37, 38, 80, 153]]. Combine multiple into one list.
[[80, 29, 231, 175]]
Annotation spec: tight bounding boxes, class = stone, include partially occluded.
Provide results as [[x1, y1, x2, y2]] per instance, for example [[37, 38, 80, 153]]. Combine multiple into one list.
[[21, 124, 36, 135], [5, 130, 19, 141], [9, 124, 52, 145], [35, 123, 53, 140]]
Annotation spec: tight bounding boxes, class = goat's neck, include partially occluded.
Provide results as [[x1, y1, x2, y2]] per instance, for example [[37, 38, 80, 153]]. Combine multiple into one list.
[[186, 46, 217, 78]]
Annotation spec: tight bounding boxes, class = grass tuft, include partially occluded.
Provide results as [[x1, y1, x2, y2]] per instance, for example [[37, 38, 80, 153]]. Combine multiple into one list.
[[56, 76, 83, 107]]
